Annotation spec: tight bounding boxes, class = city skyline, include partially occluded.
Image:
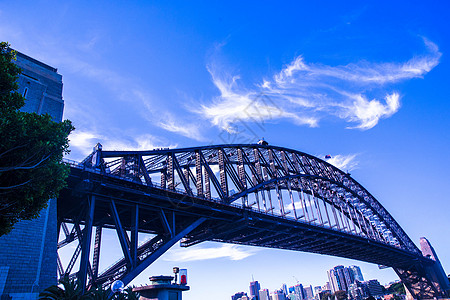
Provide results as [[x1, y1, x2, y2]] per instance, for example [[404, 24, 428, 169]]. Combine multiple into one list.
[[1, 1, 450, 299], [232, 264, 389, 300]]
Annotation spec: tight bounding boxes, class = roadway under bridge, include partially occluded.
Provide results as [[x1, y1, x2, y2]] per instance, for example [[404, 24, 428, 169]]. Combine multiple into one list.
[[57, 144, 450, 299]]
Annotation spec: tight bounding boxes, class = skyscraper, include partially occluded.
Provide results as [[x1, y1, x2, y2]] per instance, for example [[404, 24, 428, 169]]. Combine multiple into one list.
[[349, 265, 364, 282], [282, 283, 288, 296], [272, 289, 287, 300], [328, 265, 350, 292], [250, 280, 261, 300], [0, 50, 64, 299], [303, 285, 314, 300], [294, 284, 305, 300]]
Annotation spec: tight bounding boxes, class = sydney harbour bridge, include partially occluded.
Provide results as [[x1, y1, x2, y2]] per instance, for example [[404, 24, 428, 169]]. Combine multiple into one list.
[[57, 143, 450, 299]]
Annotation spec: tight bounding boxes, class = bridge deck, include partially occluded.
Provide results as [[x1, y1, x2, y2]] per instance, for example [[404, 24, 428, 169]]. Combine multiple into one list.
[[58, 166, 430, 270]]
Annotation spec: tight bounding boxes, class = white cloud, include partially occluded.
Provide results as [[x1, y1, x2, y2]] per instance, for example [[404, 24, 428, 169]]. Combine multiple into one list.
[[68, 130, 101, 156], [200, 68, 319, 133], [324, 154, 359, 171], [163, 244, 258, 262], [158, 115, 206, 142], [199, 38, 440, 131], [67, 130, 176, 161]]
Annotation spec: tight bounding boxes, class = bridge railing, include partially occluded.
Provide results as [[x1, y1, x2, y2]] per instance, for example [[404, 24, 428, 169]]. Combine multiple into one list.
[[63, 158, 383, 243]]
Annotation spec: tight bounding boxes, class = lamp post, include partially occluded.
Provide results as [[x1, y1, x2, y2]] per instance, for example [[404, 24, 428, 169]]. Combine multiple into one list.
[[111, 280, 125, 298]]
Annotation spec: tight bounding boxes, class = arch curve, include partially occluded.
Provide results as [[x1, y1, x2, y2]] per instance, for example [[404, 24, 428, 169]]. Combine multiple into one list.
[[94, 144, 418, 255]]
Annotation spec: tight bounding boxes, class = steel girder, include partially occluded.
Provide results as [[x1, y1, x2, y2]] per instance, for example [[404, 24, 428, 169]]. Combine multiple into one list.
[[82, 144, 416, 253], [58, 143, 449, 298], [57, 186, 206, 290]]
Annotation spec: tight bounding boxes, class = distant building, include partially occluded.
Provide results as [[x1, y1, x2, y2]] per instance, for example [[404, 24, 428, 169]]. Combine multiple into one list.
[[272, 289, 287, 300], [294, 284, 305, 300], [348, 281, 369, 300], [366, 279, 384, 297], [322, 282, 331, 291], [314, 286, 322, 300], [318, 290, 332, 300], [259, 289, 270, 300], [282, 283, 288, 296], [328, 265, 363, 292], [304, 285, 314, 300], [328, 266, 348, 292], [232, 292, 248, 300], [343, 267, 354, 289], [250, 281, 261, 300], [0, 50, 64, 299], [349, 265, 364, 282], [287, 294, 297, 300]]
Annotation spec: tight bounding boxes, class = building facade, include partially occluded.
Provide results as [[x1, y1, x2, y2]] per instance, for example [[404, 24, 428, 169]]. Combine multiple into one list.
[[303, 285, 314, 300], [250, 280, 261, 300], [0, 51, 64, 299], [348, 265, 364, 282], [259, 289, 270, 300]]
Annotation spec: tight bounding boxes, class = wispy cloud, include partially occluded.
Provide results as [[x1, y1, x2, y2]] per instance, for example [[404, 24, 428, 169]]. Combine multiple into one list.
[[200, 69, 318, 133], [324, 154, 359, 171], [68, 130, 176, 160], [158, 114, 206, 141], [199, 38, 441, 131], [163, 244, 258, 262]]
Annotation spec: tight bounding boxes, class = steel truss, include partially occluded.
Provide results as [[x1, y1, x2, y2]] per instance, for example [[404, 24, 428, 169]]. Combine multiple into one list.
[[57, 144, 449, 298]]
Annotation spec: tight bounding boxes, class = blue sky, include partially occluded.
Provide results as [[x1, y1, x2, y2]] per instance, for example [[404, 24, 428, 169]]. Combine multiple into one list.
[[2, 1, 450, 298]]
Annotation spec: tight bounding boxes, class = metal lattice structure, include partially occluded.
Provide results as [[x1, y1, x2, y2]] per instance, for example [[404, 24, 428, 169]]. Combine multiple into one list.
[[57, 144, 450, 298]]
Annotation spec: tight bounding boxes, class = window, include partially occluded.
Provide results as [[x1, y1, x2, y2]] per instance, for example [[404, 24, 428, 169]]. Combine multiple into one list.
[[23, 87, 28, 98]]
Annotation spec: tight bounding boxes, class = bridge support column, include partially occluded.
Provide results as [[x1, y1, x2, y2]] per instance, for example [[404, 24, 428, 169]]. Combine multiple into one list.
[[78, 195, 95, 293]]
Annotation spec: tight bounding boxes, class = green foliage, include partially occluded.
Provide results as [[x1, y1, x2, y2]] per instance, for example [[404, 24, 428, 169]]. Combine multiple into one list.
[[320, 292, 333, 300], [334, 290, 348, 300], [386, 282, 405, 295], [39, 277, 140, 300], [39, 276, 87, 300], [0, 42, 74, 236]]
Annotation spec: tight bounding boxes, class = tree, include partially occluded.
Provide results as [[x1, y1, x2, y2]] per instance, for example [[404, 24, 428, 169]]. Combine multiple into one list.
[[321, 292, 333, 300], [386, 282, 405, 295], [0, 42, 74, 236], [38, 277, 140, 300], [334, 290, 348, 300]]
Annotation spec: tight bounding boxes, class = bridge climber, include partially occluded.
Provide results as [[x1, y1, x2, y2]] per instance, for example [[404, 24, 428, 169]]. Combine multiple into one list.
[[57, 143, 450, 298]]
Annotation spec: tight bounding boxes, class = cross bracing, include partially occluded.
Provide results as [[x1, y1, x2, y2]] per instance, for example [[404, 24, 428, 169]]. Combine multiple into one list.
[[57, 144, 450, 298]]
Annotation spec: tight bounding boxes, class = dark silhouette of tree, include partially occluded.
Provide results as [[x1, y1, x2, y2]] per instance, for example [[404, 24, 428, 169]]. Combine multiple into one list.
[[0, 42, 74, 235], [321, 292, 333, 300], [39, 277, 140, 300], [334, 290, 348, 300]]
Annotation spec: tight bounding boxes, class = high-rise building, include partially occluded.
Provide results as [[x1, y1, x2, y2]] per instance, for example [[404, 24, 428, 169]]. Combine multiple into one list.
[[328, 265, 361, 292], [328, 268, 342, 292], [272, 289, 287, 300], [313, 286, 322, 300], [343, 267, 354, 289], [259, 289, 270, 300], [250, 280, 261, 300], [0, 50, 64, 299], [304, 285, 314, 300], [349, 265, 364, 282], [282, 283, 288, 296], [294, 284, 305, 300]]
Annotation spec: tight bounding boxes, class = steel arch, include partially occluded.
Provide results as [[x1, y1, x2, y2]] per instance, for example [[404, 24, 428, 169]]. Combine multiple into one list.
[[57, 143, 449, 298], [94, 144, 417, 253]]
